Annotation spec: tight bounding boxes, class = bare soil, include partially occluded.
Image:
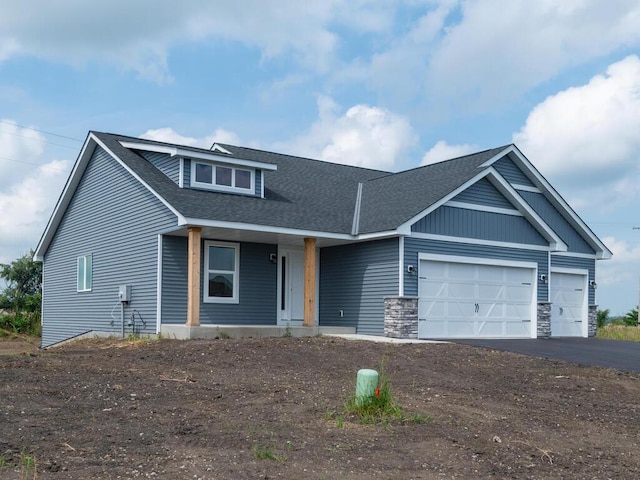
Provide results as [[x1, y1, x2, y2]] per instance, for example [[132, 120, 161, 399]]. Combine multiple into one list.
[[1, 336, 639, 479]]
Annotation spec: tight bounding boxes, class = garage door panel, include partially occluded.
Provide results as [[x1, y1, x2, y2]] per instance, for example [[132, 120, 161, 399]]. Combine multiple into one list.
[[550, 272, 586, 337], [419, 259, 534, 339]]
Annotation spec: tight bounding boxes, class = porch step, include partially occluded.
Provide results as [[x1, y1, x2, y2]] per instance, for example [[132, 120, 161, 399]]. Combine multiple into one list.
[[160, 325, 356, 340]]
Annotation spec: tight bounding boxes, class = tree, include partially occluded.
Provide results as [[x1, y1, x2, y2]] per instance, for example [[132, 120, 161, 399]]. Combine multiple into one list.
[[596, 308, 610, 328], [624, 308, 639, 327], [0, 249, 42, 314]]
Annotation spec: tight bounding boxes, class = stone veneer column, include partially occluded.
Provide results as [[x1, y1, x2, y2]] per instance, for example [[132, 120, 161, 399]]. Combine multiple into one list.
[[588, 305, 598, 337], [537, 302, 551, 338], [384, 296, 419, 339]]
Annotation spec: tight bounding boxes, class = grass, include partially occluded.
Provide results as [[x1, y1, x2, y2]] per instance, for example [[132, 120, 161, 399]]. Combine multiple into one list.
[[597, 324, 640, 342], [20, 451, 37, 480], [252, 444, 285, 462]]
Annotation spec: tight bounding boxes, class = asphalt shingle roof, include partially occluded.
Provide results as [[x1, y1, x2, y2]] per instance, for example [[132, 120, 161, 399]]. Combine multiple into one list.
[[92, 131, 509, 235]]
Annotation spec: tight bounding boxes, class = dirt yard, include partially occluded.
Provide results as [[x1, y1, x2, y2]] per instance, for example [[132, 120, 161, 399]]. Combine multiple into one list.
[[1, 335, 639, 479]]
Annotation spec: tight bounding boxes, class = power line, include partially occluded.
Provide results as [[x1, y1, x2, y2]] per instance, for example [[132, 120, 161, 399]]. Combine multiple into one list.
[[0, 119, 82, 142], [0, 155, 71, 173], [0, 128, 79, 150]]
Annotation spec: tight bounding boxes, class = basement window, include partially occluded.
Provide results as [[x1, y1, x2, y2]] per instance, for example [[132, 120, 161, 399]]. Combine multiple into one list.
[[191, 161, 254, 194]]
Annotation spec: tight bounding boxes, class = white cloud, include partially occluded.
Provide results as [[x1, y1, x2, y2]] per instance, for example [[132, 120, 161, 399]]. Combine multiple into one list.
[[421, 140, 478, 165], [597, 236, 640, 313], [0, 120, 46, 185], [140, 127, 240, 149], [279, 96, 417, 170], [0, 0, 401, 82]]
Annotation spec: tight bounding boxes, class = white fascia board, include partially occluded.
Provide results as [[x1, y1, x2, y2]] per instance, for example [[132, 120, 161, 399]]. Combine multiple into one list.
[[410, 232, 553, 252], [488, 145, 612, 260], [34, 134, 97, 261], [551, 251, 597, 259], [119, 141, 278, 171], [418, 252, 539, 270]]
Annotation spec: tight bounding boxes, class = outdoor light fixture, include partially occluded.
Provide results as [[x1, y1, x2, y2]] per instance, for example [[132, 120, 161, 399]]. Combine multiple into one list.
[[407, 265, 415, 274], [539, 274, 547, 283], [589, 280, 597, 289], [269, 253, 277, 264]]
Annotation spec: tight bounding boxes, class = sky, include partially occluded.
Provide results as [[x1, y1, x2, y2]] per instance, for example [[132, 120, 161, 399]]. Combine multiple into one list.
[[1, 0, 640, 314]]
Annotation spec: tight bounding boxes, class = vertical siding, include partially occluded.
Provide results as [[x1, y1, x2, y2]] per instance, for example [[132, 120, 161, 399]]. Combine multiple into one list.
[[452, 178, 513, 208], [411, 206, 547, 245], [404, 237, 549, 301], [255, 170, 263, 197], [319, 238, 399, 335], [519, 191, 594, 254], [140, 151, 180, 185], [551, 255, 596, 305], [493, 156, 535, 186], [161, 236, 188, 324], [42, 147, 177, 347]]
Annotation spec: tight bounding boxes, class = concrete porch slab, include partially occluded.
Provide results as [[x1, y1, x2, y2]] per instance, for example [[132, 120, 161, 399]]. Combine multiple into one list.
[[160, 324, 356, 340]]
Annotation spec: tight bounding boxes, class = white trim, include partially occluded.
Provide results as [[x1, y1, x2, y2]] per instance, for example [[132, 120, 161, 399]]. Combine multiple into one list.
[[546, 251, 551, 302], [480, 144, 612, 259], [203, 240, 240, 304], [418, 252, 539, 270], [191, 161, 255, 195], [512, 184, 541, 193], [550, 267, 589, 276], [156, 234, 163, 334], [119, 141, 278, 171], [399, 236, 405, 296], [444, 200, 523, 216], [76, 254, 92, 292], [551, 251, 597, 259], [260, 171, 265, 198], [178, 158, 184, 188], [211, 143, 232, 155], [410, 232, 552, 252], [351, 183, 363, 235]]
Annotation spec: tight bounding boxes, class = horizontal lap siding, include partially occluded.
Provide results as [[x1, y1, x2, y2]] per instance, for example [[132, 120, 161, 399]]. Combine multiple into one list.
[[161, 236, 188, 324], [141, 151, 180, 185], [452, 178, 513, 208], [319, 238, 399, 335], [199, 241, 277, 325], [404, 237, 549, 301], [518, 191, 594, 254], [42, 147, 177, 347], [412, 206, 547, 245], [551, 255, 596, 305]]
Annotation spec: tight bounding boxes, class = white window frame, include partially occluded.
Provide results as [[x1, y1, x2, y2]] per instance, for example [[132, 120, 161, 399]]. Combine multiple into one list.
[[191, 161, 254, 194], [77, 254, 92, 292], [204, 241, 239, 304]]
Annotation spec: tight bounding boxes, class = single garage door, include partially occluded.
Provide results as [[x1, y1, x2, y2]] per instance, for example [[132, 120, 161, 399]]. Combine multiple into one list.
[[550, 272, 586, 337], [418, 259, 535, 339]]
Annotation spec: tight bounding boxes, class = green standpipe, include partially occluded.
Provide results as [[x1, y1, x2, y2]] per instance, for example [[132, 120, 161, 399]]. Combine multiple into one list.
[[355, 369, 378, 405]]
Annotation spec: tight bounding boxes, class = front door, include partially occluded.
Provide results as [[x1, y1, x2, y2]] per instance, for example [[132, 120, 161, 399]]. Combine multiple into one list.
[[278, 247, 304, 324]]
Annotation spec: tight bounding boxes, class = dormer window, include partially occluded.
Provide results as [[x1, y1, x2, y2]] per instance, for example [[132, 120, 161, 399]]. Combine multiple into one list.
[[192, 161, 254, 194]]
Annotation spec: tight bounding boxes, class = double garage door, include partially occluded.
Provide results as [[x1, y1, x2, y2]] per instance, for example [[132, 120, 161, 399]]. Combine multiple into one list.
[[418, 258, 588, 339]]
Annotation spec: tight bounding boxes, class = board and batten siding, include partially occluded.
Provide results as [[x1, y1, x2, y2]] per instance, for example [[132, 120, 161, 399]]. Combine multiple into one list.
[[141, 151, 180, 185], [403, 237, 549, 302], [319, 238, 399, 335], [551, 254, 596, 305], [451, 178, 513, 209], [161, 238, 278, 325], [412, 206, 547, 246], [518, 191, 594, 254], [41, 146, 178, 347]]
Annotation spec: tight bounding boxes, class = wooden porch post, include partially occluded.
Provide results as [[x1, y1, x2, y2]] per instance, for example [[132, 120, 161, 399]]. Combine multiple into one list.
[[304, 237, 317, 327], [186, 226, 201, 327]]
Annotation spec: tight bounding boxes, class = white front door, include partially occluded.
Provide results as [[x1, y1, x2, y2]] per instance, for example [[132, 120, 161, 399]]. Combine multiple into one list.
[[278, 247, 304, 324], [418, 259, 535, 339], [550, 271, 587, 337]]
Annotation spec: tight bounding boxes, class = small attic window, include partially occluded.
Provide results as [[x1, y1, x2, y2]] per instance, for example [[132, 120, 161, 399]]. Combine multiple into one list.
[[191, 161, 254, 194]]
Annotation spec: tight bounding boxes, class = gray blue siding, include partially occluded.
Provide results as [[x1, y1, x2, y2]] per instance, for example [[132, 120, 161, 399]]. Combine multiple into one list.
[[319, 238, 399, 335], [141, 151, 180, 185], [551, 254, 596, 304], [183, 159, 191, 186], [452, 178, 513, 209], [519, 191, 594, 254], [493, 156, 535, 186], [42, 146, 177, 347], [255, 170, 263, 197], [160, 238, 278, 325], [412, 206, 547, 246], [404, 237, 549, 301]]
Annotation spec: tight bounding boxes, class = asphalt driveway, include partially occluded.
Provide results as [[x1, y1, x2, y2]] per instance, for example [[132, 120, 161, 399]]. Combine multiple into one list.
[[455, 338, 640, 374]]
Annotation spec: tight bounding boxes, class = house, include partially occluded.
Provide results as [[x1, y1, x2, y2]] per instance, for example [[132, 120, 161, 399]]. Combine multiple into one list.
[[34, 132, 611, 347]]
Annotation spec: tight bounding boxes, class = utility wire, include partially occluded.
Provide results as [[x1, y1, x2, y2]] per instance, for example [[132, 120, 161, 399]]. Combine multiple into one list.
[[0, 155, 71, 173], [0, 119, 82, 142], [0, 128, 79, 150]]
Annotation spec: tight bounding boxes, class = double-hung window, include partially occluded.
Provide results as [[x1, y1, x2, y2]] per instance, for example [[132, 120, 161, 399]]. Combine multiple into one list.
[[204, 241, 239, 303], [77, 254, 92, 292]]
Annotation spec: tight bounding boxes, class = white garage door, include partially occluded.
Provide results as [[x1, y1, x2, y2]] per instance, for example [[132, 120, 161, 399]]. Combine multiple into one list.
[[550, 272, 586, 337], [418, 259, 535, 339]]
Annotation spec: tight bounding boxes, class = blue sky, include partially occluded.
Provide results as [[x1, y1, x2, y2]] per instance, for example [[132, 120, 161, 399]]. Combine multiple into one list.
[[1, 0, 640, 314]]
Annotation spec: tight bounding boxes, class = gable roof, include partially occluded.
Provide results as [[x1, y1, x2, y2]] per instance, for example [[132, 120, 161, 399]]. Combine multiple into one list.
[[34, 132, 611, 260]]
